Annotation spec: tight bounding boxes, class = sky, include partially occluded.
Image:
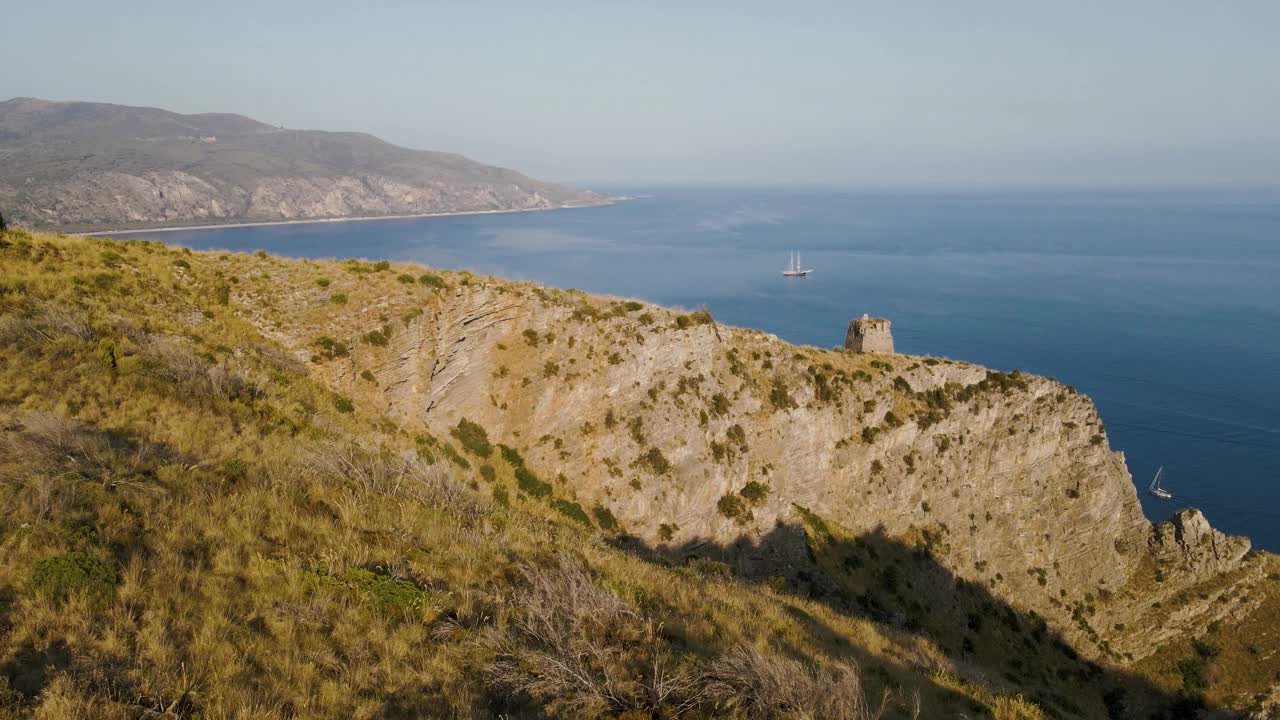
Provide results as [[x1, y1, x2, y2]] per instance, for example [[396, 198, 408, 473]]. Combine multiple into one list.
[[5, 1, 1280, 188]]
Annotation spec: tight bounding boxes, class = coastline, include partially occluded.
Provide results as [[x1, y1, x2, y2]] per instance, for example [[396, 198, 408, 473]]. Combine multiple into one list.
[[78, 198, 625, 237]]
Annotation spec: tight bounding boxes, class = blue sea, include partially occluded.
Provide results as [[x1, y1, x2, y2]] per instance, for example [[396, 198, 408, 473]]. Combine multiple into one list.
[[114, 188, 1280, 551]]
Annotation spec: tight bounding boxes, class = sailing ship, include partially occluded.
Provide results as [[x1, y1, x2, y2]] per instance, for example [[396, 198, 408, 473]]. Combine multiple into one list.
[[782, 251, 812, 277], [1148, 466, 1172, 500]]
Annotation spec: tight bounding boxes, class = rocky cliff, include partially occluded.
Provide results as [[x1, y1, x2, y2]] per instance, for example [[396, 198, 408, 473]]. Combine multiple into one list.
[[229, 265, 1271, 674], [0, 98, 609, 230], [5, 230, 1276, 716]]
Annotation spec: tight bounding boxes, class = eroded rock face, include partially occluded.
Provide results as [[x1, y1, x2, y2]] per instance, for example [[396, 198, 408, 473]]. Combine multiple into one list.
[[9, 171, 583, 229], [0, 97, 611, 230], [409, 290, 1153, 603], [246, 277, 1253, 664], [1151, 509, 1251, 579]]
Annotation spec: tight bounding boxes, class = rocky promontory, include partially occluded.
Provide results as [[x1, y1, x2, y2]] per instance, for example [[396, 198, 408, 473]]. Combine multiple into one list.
[[0, 97, 610, 231]]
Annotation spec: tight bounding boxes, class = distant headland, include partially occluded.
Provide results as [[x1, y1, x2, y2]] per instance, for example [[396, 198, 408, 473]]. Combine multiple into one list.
[[0, 97, 613, 233]]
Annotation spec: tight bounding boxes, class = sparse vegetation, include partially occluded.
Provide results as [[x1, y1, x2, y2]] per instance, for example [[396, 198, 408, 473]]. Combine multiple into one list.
[[0, 230, 1268, 719], [717, 493, 751, 524], [452, 418, 493, 458], [740, 480, 770, 506], [634, 446, 672, 475], [769, 376, 795, 410]]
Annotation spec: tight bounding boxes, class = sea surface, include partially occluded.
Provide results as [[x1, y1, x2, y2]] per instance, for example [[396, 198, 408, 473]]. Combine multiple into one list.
[[113, 188, 1280, 551]]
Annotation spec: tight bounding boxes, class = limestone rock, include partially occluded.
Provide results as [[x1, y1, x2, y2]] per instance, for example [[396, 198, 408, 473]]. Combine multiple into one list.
[[243, 271, 1255, 666], [1150, 508, 1251, 579]]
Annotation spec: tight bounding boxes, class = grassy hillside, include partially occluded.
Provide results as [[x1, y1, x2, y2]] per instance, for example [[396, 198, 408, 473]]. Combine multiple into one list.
[[0, 229, 1275, 719]]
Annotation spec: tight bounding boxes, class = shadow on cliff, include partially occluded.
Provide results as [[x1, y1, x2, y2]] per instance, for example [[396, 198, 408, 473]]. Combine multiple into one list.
[[611, 521, 1219, 720]]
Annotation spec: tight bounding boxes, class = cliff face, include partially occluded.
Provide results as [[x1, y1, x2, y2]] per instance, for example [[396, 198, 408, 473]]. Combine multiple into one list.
[[239, 276, 1259, 664], [6, 169, 579, 229], [6, 231, 1278, 717], [0, 97, 609, 230]]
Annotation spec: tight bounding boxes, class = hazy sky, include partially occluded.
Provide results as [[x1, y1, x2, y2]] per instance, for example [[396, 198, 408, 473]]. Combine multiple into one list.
[[5, 1, 1279, 187]]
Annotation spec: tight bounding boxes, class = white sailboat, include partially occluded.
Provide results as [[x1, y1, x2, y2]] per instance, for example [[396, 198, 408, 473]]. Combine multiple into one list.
[[781, 251, 812, 277], [1148, 466, 1172, 500]]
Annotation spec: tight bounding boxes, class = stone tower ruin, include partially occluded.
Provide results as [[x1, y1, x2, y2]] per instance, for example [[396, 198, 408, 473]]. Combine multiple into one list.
[[845, 314, 894, 354]]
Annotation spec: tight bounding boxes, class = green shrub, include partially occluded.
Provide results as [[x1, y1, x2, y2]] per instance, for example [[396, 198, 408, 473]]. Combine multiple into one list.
[[690, 558, 733, 577], [29, 552, 117, 602], [515, 466, 552, 498], [439, 442, 470, 469], [397, 273, 415, 284], [740, 481, 770, 506], [492, 483, 510, 507], [710, 393, 731, 416], [893, 376, 913, 393], [215, 282, 231, 306], [310, 566, 429, 618], [523, 328, 539, 346], [316, 277, 331, 287], [622, 301, 644, 312], [769, 377, 794, 410], [717, 494, 750, 524], [172, 258, 191, 269], [592, 505, 619, 531], [553, 500, 593, 527], [628, 417, 645, 444], [96, 338, 119, 369], [330, 293, 348, 305], [418, 273, 445, 288], [451, 418, 493, 458], [314, 336, 349, 360], [499, 444, 525, 468], [1177, 656, 1209, 695], [658, 523, 678, 541], [333, 394, 354, 413], [373, 260, 391, 272], [635, 447, 671, 475], [0, 676, 19, 711], [221, 457, 249, 481], [479, 463, 496, 482], [360, 369, 376, 382]]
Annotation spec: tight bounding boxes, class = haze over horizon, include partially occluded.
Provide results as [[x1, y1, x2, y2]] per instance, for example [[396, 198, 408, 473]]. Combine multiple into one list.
[[6, 0, 1279, 188]]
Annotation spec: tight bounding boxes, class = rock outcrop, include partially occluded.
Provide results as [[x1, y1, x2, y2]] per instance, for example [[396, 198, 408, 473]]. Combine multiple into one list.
[[1151, 508, 1252, 579], [236, 273, 1261, 668]]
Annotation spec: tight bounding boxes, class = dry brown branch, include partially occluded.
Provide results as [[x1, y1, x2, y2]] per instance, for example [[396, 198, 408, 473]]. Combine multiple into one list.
[[485, 557, 700, 718], [703, 646, 891, 720]]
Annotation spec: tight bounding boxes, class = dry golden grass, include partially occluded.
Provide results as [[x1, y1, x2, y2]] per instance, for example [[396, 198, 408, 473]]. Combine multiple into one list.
[[0, 230, 1270, 719]]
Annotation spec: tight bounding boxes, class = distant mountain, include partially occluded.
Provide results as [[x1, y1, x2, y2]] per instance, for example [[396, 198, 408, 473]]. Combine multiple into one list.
[[0, 98, 610, 231]]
